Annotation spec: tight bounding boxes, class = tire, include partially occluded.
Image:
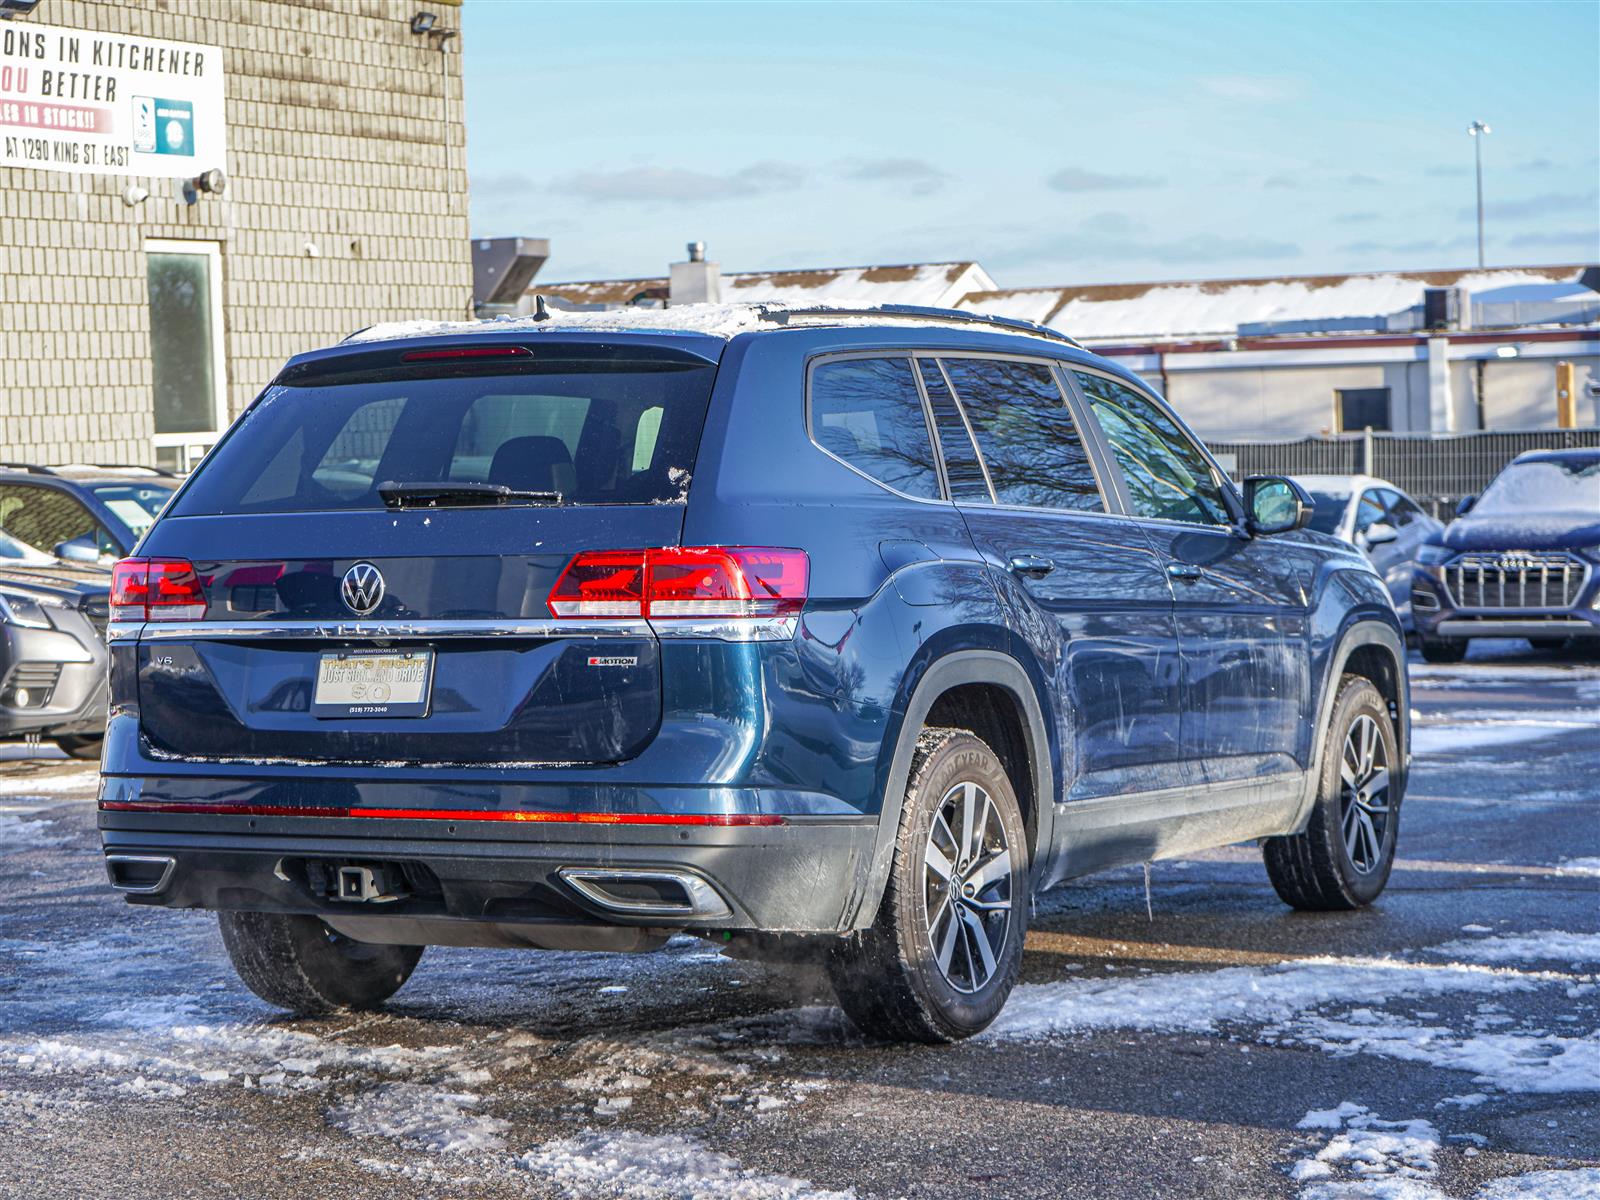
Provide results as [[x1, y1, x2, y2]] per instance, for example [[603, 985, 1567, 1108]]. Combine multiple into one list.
[[1418, 635, 1467, 664], [52, 734, 103, 760], [1264, 675, 1401, 911], [217, 911, 423, 1014], [827, 728, 1028, 1043]]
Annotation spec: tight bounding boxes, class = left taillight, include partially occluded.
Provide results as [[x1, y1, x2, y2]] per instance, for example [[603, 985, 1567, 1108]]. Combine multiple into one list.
[[111, 558, 207, 622]]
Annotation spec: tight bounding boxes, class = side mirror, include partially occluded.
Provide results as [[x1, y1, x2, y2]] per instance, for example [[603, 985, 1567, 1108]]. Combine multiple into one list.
[[53, 538, 100, 564], [1456, 495, 1476, 517], [1244, 475, 1314, 535], [1362, 522, 1398, 547]]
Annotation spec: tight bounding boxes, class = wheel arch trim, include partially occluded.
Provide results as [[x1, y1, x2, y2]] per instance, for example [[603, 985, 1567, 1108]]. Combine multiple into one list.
[[843, 649, 1054, 931], [1284, 619, 1409, 837]]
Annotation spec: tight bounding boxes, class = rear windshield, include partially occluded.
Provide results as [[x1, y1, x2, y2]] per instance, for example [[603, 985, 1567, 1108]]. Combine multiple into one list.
[[171, 354, 717, 515]]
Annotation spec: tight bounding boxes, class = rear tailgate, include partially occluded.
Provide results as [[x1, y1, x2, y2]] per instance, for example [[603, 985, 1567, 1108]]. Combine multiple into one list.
[[127, 337, 719, 768]]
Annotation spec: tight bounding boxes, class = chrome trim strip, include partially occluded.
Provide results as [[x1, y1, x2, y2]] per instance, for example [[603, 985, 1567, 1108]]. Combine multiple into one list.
[[126, 616, 798, 644], [650, 616, 798, 642], [557, 867, 732, 919], [104, 854, 177, 895], [133, 618, 653, 641]]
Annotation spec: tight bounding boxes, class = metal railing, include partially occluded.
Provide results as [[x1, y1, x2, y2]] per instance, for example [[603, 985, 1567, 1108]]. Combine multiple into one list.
[[1208, 427, 1600, 520]]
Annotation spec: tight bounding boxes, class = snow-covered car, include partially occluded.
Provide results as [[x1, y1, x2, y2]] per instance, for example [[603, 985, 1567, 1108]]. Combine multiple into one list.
[[0, 530, 112, 758], [1411, 449, 1600, 661], [1296, 475, 1443, 629]]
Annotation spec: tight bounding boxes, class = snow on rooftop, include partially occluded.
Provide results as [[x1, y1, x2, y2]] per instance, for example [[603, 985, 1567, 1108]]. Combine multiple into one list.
[[537, 261, 993, 311], [960, 265, 1594, 343], [347, 303, 778, 344]]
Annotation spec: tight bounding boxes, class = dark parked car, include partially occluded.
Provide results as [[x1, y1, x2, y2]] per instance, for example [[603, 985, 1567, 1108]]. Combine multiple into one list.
[[99, 305, 1409, 1041], [0, 463, 178, 564], [1411, 448, 1600, 662], [0, 530, 112, 758], [1295, 474, 1444, 630]]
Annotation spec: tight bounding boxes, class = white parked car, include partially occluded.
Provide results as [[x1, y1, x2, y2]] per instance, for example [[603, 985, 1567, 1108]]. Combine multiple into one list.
[[1295, 475, 1444, 629]]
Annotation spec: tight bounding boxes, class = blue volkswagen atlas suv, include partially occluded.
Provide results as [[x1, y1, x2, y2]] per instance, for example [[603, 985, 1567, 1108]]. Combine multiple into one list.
[[99, 304, 1409, 1042]]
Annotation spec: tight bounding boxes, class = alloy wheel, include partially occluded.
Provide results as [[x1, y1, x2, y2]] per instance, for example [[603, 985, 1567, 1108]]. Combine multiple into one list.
[[1339, 714, 1391, 874], [923, 781, 1013, 994]]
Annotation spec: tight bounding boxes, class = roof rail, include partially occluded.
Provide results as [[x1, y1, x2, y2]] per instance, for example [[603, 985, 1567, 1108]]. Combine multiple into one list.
[[759, 303, 1082, 348], [0, 462, 59, 476]]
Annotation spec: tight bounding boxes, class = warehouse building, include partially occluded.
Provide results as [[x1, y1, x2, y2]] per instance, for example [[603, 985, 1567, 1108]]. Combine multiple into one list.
[[959, 265, 1600, 439], [0, 0, 472, 471]]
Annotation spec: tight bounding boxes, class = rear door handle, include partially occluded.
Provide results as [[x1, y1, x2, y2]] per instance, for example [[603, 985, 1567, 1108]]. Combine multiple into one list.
[[1008, 554, 1055, 579], [1166, 563, 1203, 582]]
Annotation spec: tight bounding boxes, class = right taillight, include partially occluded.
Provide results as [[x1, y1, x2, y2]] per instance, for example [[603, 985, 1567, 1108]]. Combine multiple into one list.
[[548, 547, 808, 621], [111, 557, 207, 622]]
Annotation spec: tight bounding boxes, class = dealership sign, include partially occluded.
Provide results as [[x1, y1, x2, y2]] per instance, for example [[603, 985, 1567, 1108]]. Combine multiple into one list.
[[0, 20, 224, 177]]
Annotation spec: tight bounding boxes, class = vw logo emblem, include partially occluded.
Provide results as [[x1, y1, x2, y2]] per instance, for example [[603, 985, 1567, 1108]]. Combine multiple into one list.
[[341, 562, 385, 616]]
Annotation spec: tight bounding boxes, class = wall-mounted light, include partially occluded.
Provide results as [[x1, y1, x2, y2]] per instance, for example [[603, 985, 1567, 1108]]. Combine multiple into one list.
[[410, 11, 436, 34], [122, 184, 149, 207], [177, 168, 226, 205]]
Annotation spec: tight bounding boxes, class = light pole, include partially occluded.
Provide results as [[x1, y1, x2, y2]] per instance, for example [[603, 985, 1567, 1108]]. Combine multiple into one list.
[[1468, 120, 1491, 268]]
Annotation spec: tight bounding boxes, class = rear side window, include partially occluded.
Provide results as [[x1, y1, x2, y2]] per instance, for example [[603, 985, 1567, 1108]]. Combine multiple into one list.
[[940, 357, 1103, 512], [173, 351, 718, 515], [809, 357, 940, 500]]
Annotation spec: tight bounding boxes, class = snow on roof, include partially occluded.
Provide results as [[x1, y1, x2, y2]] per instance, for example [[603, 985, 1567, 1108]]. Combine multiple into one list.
[[535, 261, 995, 311], [347, 303, 776, 344], [959, 265, 1595, 344]]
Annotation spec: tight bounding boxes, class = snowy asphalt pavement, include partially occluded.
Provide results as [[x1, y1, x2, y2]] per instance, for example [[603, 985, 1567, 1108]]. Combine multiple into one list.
[[1, 646, 1596, 1199]]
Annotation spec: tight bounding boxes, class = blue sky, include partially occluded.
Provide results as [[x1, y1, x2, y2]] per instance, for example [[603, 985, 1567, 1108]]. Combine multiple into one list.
[[463, 1, 1599, 289]]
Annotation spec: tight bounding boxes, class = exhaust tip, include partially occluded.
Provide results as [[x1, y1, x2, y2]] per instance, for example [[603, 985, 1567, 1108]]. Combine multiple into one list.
[[106, 854, 177, 895], [558, 867, 730, 919]]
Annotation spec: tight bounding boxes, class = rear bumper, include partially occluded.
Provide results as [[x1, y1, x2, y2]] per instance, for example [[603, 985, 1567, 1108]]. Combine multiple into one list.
[[98, 805, 877, 936]]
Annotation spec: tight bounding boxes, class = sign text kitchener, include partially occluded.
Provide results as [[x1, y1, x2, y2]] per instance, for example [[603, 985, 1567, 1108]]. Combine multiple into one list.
[[0, 21, 223, 179]]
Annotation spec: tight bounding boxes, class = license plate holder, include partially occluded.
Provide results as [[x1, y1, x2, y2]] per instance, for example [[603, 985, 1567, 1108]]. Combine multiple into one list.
[[312, 649, 434, 719]]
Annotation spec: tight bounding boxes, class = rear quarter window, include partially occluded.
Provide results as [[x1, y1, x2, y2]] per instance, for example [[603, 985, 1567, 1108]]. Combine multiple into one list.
[[808, 357, 941, 500]]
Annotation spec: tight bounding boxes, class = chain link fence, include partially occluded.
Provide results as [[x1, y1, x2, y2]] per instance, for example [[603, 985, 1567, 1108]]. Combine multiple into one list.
[[1208, 428, 1600, 520]]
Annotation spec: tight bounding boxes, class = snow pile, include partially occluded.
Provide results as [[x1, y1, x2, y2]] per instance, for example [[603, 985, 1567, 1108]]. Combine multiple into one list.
[[986, 945, 1600, 1094], [349, 303, 777, 345], [522, 1130, 855, 1199], [0, 815, 67, 851], [1425, 931, 1600, 965], [327, 1083, 509, 1154], [1289, 1106, 1600, 1199], [1290, 1103, 1439, 1192], [988, 956, 1554, 1038], [1410, 711, 1595, 756], [1555, 859, 1600, 879]]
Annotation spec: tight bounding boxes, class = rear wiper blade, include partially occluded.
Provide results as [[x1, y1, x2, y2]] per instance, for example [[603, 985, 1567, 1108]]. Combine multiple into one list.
[[378, 481, 564, 509]]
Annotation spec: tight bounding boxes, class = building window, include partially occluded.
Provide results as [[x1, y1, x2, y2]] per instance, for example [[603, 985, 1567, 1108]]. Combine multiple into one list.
[[146, 240, 226, 465], [1336, 387, 1392, 432]]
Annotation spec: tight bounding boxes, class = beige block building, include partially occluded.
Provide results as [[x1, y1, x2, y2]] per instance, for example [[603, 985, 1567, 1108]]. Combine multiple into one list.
[[0, 0, 471, 471]]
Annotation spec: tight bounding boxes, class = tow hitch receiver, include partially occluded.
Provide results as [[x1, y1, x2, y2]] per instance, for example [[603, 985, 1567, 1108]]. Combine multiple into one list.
[[305, 861, 408, 904]]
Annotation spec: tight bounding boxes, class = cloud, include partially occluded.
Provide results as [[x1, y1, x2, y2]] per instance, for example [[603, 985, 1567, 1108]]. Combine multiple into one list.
[[1344, 173, 1382, 186], [1426, 164, 1470, 178], [838, 157, 949, 196], [1080, 211, 1142, 235], [1263, 173, 1300, 190], [1466, 191, 1598, 221], [1333, 211, 1381, 224], [1199, 74, 1302, 102], [472, 171, 538, 198], [1507, 228, 1600, 249], [1046, 166, 1163, 193], [1337, 235, 1476, 256], [549, 162, 807, 205]]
